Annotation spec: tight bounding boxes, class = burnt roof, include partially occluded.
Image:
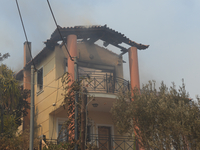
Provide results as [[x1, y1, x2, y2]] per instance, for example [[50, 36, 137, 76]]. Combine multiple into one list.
[[48, 25, 149, 55]]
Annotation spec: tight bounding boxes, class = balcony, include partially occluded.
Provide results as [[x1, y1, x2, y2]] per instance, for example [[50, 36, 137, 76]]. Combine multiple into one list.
[[79, 72, 130, 94], [87, 134, 135, 150], [45, 134, 135, 150]]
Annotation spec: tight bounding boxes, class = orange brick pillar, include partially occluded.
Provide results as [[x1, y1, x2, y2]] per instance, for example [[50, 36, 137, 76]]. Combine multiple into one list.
[[67, 35, 77, 82], [128, 46, 140, 90], [67, 34, 77, 139], [128, 46, 144, 150], [23, 42, 31, 130]]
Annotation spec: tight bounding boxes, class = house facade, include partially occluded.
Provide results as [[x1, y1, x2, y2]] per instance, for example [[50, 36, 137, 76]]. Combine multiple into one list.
[[16, 25, 149, 150]]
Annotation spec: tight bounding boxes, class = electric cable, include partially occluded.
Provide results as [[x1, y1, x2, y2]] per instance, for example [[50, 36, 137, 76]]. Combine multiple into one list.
[[46, 0, 74, 61], [0, 76, 90, 95], [15, 0, 37, 71]]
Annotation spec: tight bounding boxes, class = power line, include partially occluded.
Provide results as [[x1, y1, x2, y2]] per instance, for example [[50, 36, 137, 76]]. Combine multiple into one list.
[[0, 75, 63, 90], [46, 0, 74, 61], [15, 0, 37, 71], [2, 76, 94, 95]]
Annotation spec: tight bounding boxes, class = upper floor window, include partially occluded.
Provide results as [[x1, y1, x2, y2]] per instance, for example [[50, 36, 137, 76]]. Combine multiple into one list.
[[65, 58, 68, 73], [37, 68, 43, 92]]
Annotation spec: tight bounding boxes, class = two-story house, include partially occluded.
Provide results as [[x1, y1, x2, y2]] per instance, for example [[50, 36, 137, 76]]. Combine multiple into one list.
[[16, 25, 149, 150]]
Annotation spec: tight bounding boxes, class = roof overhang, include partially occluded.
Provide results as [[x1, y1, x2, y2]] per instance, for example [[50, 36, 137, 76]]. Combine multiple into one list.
[[47, 25, 149, 55]]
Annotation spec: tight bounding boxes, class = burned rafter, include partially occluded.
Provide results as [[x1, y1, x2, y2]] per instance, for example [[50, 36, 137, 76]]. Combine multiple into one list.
[[50, 25, 149, 55], [108, 41, 128, 54], [44, 39, 59, 50], [81, 37, 88, 42], [103, 41, 109, 47], [87, 36, 100, 44]]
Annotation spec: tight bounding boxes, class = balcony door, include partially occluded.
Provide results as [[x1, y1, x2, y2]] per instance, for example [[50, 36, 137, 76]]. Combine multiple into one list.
[[98, 126, 111, 150]]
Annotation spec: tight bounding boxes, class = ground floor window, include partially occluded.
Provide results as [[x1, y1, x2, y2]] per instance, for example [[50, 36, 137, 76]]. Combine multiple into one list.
[[57, 119, 68, 143]]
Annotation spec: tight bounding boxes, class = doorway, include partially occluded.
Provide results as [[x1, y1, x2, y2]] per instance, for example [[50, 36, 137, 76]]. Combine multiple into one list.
[[98, 126, 111, 150]]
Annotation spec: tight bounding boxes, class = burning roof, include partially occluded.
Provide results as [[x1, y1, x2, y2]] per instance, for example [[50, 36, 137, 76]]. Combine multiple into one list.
[[47, 25, 149, 55]]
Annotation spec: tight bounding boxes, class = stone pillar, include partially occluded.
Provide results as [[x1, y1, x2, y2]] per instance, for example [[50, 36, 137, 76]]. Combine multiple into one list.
[[23, 42, 31, 130], [128, 46, 140, 91]]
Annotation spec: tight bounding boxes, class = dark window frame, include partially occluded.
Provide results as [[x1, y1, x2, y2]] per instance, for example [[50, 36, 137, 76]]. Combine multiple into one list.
[[37, 67, 43, 92]]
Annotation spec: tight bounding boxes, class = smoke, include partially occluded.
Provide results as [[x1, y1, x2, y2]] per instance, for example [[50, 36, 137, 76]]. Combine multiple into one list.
[[0, 1, 97, 72]]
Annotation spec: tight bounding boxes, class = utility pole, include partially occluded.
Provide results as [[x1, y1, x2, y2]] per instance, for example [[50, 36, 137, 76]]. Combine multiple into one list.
[[29, 65, 35, 150], [74, 57, 78, 150], [81, 88, 87, 150]]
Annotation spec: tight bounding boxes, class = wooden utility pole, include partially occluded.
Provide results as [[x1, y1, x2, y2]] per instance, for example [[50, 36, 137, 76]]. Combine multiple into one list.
[[81, 87, 87, 150]]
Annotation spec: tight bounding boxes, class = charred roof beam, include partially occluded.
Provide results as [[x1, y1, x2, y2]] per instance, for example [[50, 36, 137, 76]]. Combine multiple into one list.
[[107, 41, 128, 55], [80, 37, 88, 42], [50, 25, 149, 50], [103, 41, 109, 47], [119, 50, 128, 56], [44, 39, 58, 50], [87, 37, 100, 44]]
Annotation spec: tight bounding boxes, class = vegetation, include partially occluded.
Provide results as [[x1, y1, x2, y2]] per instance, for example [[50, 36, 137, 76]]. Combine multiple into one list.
[[0, 128, 39, 150], [0, 64, 30, 136], [0, 64, 31, 149], [111, 80, 200, 150]]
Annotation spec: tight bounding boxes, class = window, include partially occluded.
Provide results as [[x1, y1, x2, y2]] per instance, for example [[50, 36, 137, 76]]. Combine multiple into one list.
[[58, 123, 68, 143], [37, 68, 43, 92], [65, 58, 68, 73]]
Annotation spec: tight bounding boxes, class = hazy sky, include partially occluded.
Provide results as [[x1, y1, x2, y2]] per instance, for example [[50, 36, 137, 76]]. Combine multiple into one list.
[[1, 0, 200, 98]]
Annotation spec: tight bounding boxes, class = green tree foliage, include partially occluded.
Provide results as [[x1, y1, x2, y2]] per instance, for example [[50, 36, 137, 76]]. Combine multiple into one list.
[[111, 80, 200, 150], [0, 64, 29, 137], [0, 128, 39, 150]]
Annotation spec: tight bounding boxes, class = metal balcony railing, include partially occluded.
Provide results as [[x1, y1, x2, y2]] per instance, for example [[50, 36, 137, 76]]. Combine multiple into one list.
[[87, 134, 135, 150], [45, 134, 135, 150], [79, 72, 130, 94]]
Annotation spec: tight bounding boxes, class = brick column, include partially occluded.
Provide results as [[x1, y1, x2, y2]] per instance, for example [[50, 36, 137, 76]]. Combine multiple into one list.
[[67, 34, 77, 140], [67, 35, 77, 82], [128, 46, 140, 91], [128, 46, 144, 150]]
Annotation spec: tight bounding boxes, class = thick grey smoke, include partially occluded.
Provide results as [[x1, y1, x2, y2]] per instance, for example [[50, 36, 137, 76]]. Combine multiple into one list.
[[0, 1, 96, 72], [1, 0, 200, 99]]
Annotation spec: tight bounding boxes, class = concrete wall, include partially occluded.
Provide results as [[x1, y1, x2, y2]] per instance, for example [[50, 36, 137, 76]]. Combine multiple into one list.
[[77, 43, 123, 78], [34, 45, 65, 139], [62, 42, 124, 78]]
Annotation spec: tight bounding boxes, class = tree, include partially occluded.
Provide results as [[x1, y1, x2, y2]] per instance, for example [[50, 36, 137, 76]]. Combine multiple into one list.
[[0, 64, 29, 137], [111, 80, 200, 150]]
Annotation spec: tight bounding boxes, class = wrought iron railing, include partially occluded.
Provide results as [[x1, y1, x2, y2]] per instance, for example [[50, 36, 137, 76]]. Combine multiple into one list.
[[79, 72, 130, 94], [87, 134, 135, 150], [45, 134, 135, 150]]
